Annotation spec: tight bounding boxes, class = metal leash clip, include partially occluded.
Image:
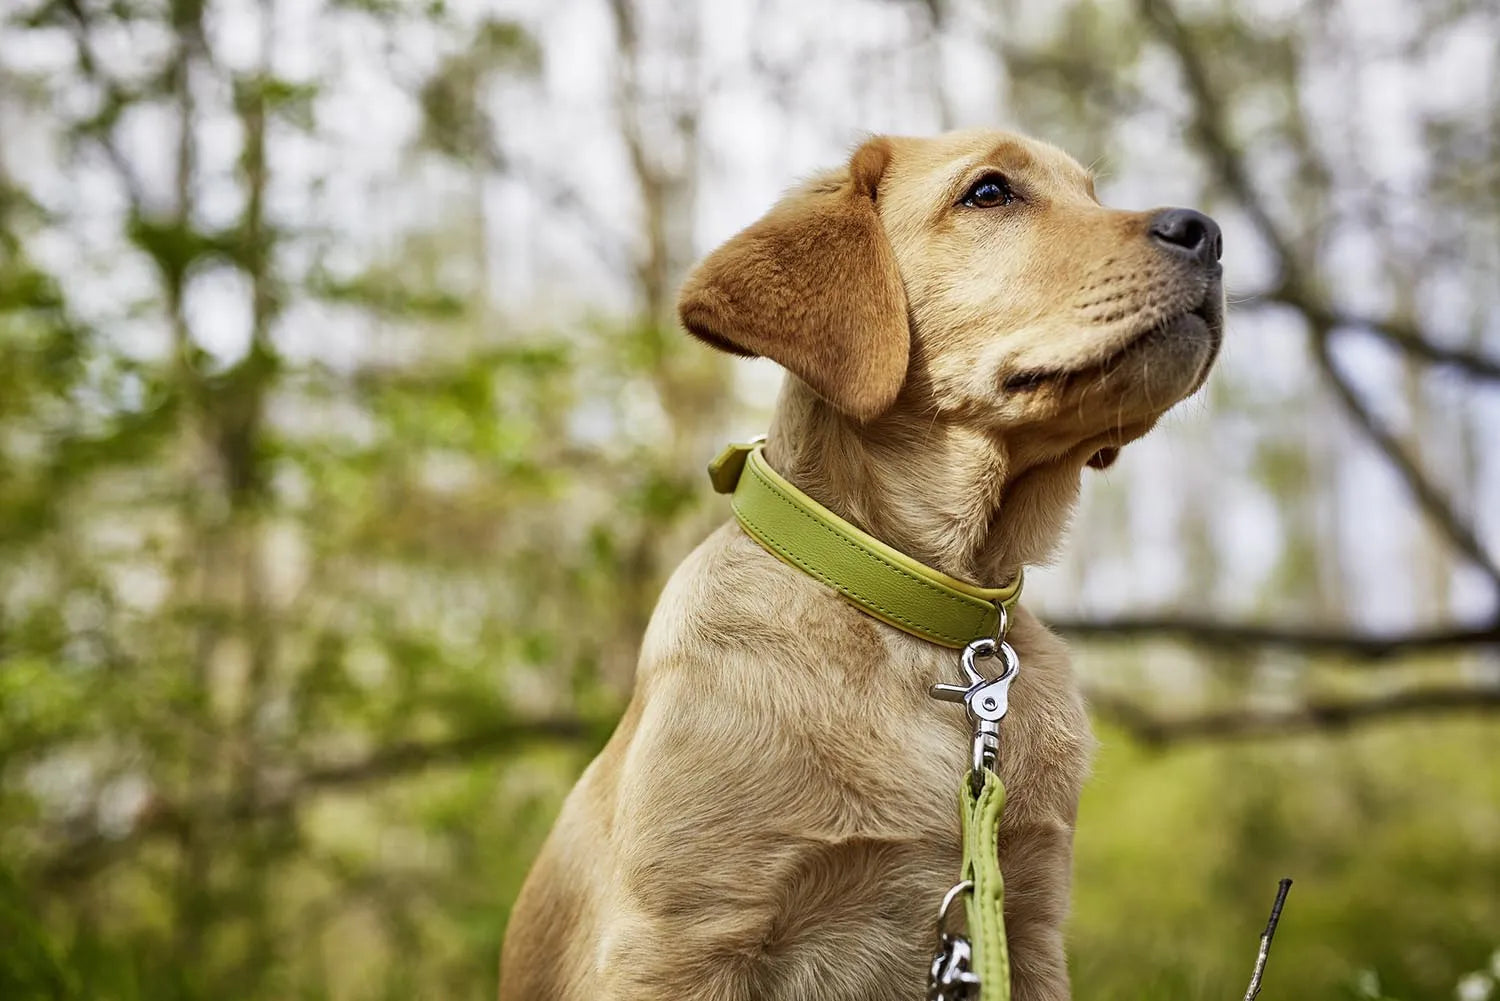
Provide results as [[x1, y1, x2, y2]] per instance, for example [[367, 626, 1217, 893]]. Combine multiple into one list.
[[929, 605, 1020, 797], [927, 880, 981, 1001], [927, 603, 1020, 1000]]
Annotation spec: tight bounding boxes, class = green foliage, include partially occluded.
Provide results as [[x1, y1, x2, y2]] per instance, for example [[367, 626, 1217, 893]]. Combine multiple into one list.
[[1070, 722, 1500, 1000], [0, 3, 708, 997], [418, 18, 540, 162]]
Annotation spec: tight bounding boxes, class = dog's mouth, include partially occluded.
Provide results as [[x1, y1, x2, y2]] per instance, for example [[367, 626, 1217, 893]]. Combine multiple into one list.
[[1001, 299, 1223, 393]]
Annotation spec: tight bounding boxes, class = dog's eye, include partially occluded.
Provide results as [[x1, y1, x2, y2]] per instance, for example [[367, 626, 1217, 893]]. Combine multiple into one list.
[[961, 175, 1015, 208]]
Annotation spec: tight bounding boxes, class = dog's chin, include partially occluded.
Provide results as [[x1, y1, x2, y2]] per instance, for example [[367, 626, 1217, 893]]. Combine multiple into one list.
[[1004, 307, 1223, 418], [1113, 310, 1222, 397]]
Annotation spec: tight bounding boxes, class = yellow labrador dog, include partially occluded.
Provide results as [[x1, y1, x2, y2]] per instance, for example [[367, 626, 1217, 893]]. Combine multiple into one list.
[[500, 128, 1224, 1001]]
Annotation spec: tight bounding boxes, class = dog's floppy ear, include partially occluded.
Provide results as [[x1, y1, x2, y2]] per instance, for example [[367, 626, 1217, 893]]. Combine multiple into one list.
[[676, 138, 910, 421]]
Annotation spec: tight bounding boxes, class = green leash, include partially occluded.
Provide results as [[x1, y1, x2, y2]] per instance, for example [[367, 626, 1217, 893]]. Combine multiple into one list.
[[961, 770, 1010, 1000], [708, 438, 1020, 1001]]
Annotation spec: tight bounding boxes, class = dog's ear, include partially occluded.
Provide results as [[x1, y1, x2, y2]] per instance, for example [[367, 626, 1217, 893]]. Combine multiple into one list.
[[676, 138, 910, 422], [1086, 447, 1120, 470]]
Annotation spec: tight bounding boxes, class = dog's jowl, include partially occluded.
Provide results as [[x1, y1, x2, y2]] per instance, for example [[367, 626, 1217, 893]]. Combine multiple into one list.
[[500, 128, 1224, 1001]]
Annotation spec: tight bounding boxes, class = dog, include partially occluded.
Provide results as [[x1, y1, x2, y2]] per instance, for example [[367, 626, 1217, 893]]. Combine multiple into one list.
[[500, 128, 1224, 1001]]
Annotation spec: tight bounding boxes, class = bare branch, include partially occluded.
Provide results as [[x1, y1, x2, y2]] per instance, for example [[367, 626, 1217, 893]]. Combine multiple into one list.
[[55, 1, 148, 209], [1136, 52, 1500, 387], [1134, 0, 1294, 264], [1135, 0, 1500, 597], [1049, 615, 1500, 660], [1264, 293, 1500, 382], [39, 716, 607, 886], [1310, 334, 1500, 590], [1244, 878, 1293, 1001], [293, 717, 604, 791], [1088, 684, 1500, 744]]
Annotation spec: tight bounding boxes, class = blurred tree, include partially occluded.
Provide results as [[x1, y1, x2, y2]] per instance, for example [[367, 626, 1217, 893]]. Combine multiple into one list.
[[0, 0, 711, 996]]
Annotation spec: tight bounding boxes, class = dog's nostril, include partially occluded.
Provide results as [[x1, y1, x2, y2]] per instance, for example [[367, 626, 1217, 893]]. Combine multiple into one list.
[[1149, 208, 1222, 264]]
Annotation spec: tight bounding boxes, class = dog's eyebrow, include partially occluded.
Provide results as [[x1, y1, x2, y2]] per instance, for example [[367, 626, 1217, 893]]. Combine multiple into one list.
[[981, 141, 1038, 176], [940, 142, 1039, 203]]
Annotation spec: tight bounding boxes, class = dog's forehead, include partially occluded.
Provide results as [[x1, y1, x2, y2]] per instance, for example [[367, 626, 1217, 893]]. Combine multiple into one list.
[[887, 129, 1093, 196]]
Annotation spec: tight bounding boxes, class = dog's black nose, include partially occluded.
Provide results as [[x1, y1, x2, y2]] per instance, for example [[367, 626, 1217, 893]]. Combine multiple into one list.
[[1149, 208, 1222, 266]]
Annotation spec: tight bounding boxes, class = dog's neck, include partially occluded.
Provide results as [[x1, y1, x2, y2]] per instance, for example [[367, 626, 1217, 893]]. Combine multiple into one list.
[[764, 379, 1087, 588]]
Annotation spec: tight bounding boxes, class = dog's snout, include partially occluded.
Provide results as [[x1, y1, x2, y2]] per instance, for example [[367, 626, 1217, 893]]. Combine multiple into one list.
[[1148, 208, 1222, 266]]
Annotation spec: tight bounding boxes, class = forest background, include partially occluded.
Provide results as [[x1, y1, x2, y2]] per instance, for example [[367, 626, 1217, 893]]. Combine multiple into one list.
[[2, 0, 1499, 998]]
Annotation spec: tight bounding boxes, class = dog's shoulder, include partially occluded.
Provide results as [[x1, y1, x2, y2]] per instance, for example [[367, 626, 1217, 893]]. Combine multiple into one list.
[[638, 520, 862, 672]]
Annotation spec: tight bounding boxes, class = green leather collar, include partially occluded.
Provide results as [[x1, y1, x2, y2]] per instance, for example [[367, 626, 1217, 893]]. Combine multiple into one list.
[[709, 440, 1022, 649]]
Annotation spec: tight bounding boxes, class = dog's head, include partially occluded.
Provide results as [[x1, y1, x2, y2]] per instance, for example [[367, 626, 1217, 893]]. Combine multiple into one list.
[[678, 129, 1223, 470]]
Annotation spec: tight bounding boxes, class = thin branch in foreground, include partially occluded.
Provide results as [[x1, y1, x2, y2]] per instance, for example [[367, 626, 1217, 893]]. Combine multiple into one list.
[[1088, 684, 1500, 744], [1049, 615, 1500, 660], [1244, 878, 1293, 1001]]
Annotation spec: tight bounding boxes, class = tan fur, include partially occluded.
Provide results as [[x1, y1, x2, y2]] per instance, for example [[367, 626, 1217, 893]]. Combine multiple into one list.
[[500, 129, 1224, 1001]]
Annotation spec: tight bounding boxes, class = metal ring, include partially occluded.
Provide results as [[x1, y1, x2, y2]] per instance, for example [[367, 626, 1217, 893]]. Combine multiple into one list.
[[991, 601, 1011, 644], [936, 879, 973, 934]]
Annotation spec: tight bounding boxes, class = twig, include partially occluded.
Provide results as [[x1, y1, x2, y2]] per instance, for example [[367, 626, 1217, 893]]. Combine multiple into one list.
[[1134, 0, 1500, 597], [55, 0, 149, 209], [1311, 334, 1500, 591], [1244, 878, 1292, 1001], [39, 715, 609, 886], [1088, 685, 1500, 744], [1134, 0, 1294, 265], [1049, 615, 1500, 660], [1264, 294, 1500, 382]]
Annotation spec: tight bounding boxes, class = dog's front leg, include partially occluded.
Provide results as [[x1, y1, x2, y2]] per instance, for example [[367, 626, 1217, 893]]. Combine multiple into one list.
[[998, 818, 1075, 1001]]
